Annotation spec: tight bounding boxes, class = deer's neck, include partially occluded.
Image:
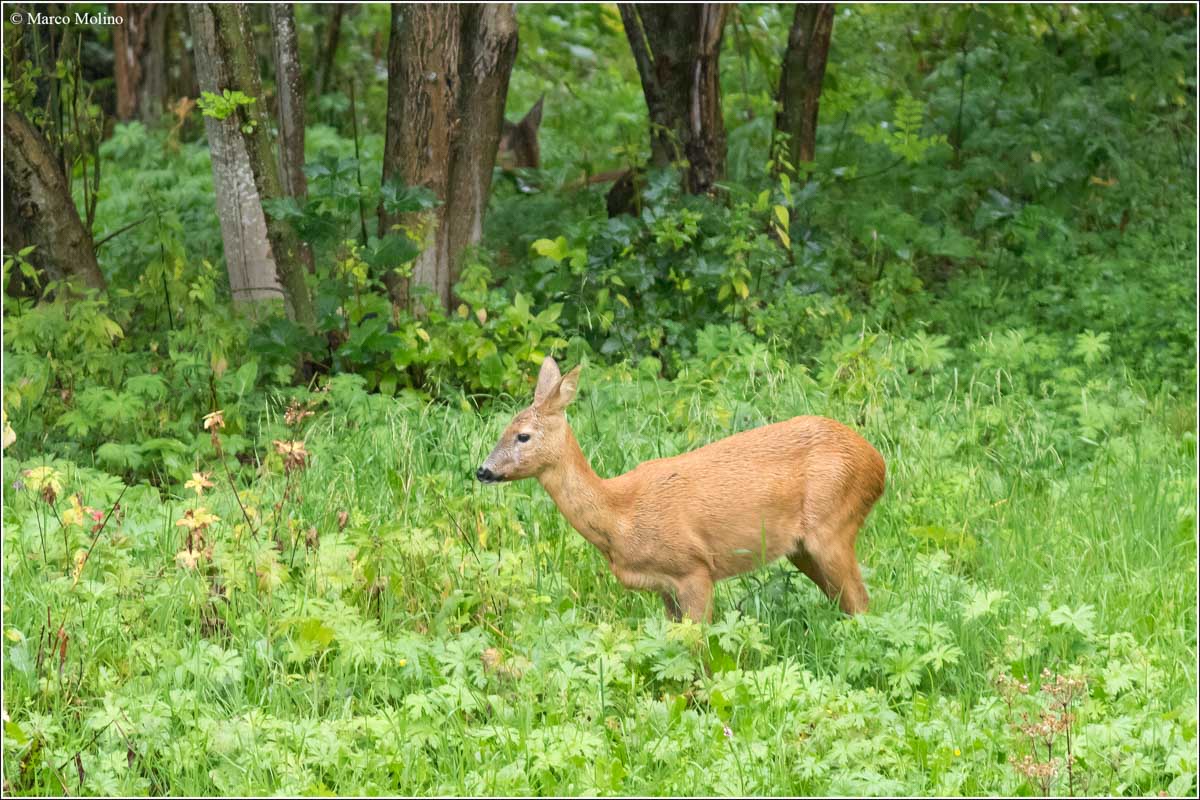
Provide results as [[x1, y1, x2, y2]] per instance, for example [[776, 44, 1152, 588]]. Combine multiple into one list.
[[537, 426, 623, 555]]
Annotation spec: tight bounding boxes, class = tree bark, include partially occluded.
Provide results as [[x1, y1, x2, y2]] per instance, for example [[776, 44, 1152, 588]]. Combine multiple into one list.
[[210, 2, 316, 329], [112, 3, 167, 123], [315, 3, 347, 98], [618, 3, 728, 194], [3, 108, 106, 292], [189, 3, 284, 310], [445, 4, 519, 291], [775, 3, 835, 176], [168, 4, 198, 102], [378, 4, 518, 312], [270, 3, 314, 272], [379, 4, 461, 311]]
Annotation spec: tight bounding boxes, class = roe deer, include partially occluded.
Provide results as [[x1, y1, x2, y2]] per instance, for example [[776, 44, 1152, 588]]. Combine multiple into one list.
[[496, 96, 636, 212], [476, 357, 886, 622], [498, 96, 544, 170]]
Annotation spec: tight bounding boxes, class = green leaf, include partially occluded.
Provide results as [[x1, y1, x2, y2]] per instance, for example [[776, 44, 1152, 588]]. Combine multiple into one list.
[[531, 236, 569, 263], [1049, 604, 1097, 638], [366, 233, 420, 273]]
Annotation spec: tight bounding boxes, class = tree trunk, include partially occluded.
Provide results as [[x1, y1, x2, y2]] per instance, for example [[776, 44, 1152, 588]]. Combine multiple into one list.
[[315, 3, 347, 98], [3, 108, 105, 293], [445, 4, 519, 290], [618, 3, 728, 194], [379, 4, 461, 311], [189, 3, 284, 310], [774, 3, 835, 176], [378, 4, 518, 313], [210, 2, 316, 329], [270, 3, 314, 272], [112, 3, 167, 123], [168, 4, 198, 102]]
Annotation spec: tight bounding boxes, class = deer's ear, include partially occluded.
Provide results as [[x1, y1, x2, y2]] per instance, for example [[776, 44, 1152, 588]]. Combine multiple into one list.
[[521, 96, 544, 132], [543, 365, 581, 414], [533, 356, 561, 404]]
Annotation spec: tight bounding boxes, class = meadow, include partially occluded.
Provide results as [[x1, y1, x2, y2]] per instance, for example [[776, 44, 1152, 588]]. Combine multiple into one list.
[[2, 3, 1196, 796]]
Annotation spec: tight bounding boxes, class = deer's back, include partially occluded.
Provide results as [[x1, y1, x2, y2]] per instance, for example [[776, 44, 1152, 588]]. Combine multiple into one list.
[[608, 416, 885, 578]]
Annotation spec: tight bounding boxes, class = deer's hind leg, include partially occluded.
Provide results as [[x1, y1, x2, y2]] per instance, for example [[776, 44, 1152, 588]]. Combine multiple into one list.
[[789, 523, 869, 615], [661, 591, 682, 622]]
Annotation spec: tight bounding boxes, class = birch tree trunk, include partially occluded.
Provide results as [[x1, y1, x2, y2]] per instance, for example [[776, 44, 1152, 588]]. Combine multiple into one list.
[[775, 3, 835, 176], [618, 3, 728, 194], [210, 2, 316, 329], [2, 108, 106, 292], [189, 3, 284, 310], [378, 3, 517, 313]]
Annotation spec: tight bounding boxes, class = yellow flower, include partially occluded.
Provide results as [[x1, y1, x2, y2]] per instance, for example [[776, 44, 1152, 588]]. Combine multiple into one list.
[[23, 467, 63, 505], [185, 472, 214, 497], [2, 408, 15, 450], [71, 549, 88, 585], [176, 507, 220, 531], [61, 494, 85, 527], [202, 409, 226, 431], [954, 748, 961, 757]]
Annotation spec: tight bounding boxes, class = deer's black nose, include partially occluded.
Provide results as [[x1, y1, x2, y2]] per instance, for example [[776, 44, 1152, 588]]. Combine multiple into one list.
[[476, 467, 494, 482]]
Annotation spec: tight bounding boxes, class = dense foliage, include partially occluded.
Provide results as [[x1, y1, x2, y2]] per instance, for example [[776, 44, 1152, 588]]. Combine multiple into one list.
[[3, 4, 1196, 796]]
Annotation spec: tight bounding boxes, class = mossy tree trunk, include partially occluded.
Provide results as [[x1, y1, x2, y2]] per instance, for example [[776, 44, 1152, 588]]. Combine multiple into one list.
[[774, 3, 835, 177], [209, 1, 316, 329], [618, 3, 728, 195]]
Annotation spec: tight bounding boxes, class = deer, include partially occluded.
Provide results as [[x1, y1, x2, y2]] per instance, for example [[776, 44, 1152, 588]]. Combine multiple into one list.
[[497, 97, 637, 213], [476, 357, 886, 623]]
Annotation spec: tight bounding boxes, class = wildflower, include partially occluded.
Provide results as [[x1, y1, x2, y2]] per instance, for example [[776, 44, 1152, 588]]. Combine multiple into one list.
[[273, 439, 310, 473], [954, 748, 961, 757], [185, 472, 214, 498], [2, 408, 15, 450], [71, 549, 88, 584], [62, 495, 86, 527], [175, 549, 201, 570], [723, 724, 734, 740], [23, 467, 62, 505], [337, 510, 350, 531], [284, 401, 315, 427], [202, 410, 226, 431], [176, 507, 220, 531]]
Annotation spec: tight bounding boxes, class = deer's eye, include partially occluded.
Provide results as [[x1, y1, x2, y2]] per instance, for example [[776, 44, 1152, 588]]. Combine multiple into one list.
[[516, 433, 531, 443]]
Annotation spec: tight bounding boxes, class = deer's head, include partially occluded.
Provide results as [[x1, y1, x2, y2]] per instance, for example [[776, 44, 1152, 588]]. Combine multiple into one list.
[[476, 356, 580, 484], [497, 96, 544, 171]]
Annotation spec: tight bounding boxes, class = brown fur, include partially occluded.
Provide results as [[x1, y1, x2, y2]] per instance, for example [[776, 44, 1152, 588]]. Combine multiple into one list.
[[478, 358, 886, 622], [498, 97, 543, 170]]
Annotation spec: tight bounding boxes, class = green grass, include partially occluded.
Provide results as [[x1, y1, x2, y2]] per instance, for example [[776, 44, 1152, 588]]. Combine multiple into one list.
[[3, 355, 1195, 796]]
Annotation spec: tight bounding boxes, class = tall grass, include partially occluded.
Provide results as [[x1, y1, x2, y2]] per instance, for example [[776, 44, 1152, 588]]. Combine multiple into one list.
[[4, 356, 1194, 795]]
